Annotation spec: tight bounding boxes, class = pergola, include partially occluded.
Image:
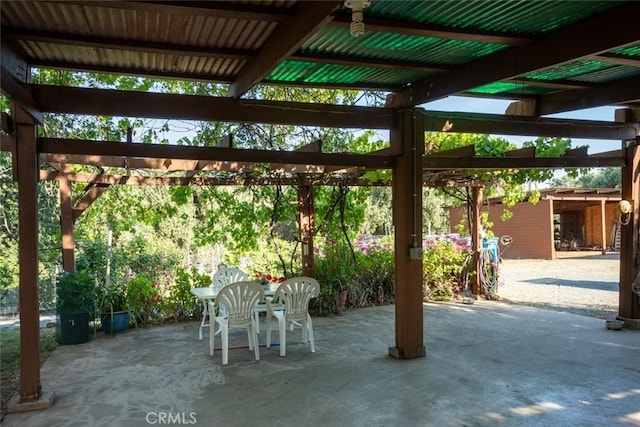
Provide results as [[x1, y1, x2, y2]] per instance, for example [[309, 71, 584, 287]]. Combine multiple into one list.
[[1, 0, 639, 408]]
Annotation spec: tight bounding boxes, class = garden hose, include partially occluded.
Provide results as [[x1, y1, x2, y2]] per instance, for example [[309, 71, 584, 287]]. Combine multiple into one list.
[[478, 248, 499, 300]]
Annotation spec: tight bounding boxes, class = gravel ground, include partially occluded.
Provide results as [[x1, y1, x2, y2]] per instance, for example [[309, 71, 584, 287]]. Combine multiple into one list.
[[497, 252, 620, 320]]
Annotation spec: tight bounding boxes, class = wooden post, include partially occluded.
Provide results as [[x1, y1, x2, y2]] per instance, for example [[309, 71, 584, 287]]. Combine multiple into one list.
[[14, 105, 41, 401], [600, 199, 607, 255], [298, 179, 315, 277], [618, 140, 640, 328], [59, 174, 75, 272], [389, 109, 425, 359], [471, 187, 483, 297]]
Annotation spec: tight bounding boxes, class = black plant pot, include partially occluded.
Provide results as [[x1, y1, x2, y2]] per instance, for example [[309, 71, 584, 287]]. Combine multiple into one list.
[[56, 311, 92, 345]]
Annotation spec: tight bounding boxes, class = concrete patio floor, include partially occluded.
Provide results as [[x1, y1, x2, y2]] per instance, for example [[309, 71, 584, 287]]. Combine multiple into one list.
[[4, 301, 639, 427]]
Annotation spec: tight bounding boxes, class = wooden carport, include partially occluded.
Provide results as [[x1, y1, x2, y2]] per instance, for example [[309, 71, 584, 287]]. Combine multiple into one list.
[[1, 0, 639, 408]]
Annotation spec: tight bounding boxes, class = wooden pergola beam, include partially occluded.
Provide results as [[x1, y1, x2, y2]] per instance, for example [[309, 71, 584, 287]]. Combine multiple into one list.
[[228, 1, 341, 98], [423, 154, 625, 170], [39, 138, 393, 169], [32, 85, 394, 129], [536, 74, 640, 116], [39, 170, 388, 187], [72, 184, 110, 222], [422, 110, 640, 140]]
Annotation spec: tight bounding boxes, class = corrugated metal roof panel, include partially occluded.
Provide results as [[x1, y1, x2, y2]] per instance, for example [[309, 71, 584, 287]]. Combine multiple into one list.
[[571, 66, 640, 83], [363, 0, 622, 34], [524, 60, 615, 81], [303, 27, 506, 66], [1, 1, 277, 50], [19, 40, 244, 82], [267, 60, 429, 86], [467, 82, 553, 97], [610, 44, 640, 57]]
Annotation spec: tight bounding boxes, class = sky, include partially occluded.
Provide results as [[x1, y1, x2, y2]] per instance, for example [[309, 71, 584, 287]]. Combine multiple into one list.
[[419, 95, 620, 154]]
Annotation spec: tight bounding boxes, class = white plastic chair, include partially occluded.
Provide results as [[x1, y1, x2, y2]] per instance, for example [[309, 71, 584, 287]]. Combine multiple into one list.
[[209, 281, 265, 365], [212, 267, 249, 292], [198, 267, 249, 340], [266, 276, 320, 356]]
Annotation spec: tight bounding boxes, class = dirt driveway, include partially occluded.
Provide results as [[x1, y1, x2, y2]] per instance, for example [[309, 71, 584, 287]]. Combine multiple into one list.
[[498, 252, 620, 319]]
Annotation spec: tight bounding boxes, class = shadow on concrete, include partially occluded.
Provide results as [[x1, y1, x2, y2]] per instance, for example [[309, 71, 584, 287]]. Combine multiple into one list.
[[499, 298, 618, 319]]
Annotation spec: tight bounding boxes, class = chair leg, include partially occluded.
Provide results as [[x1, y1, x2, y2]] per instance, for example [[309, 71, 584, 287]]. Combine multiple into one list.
[[222, 323, 229, 365], [253, 311, 260, 334], [278, 317, 286, 357], [301, 319, 309, 343], [250, 324, 260, 361], [209, 315, 216, 356], [199, 300, 208, 341], [266, 312, 272, 348], [247, 327, 253, 350], [307, 314, 315, 353]]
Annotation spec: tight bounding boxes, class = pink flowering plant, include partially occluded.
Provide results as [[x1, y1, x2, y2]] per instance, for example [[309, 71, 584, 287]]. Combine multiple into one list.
[[313, 237, 394, 314], [422, 236, 472, 301]]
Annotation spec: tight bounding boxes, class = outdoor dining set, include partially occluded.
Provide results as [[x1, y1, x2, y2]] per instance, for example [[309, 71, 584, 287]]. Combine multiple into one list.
[[190, 267, 320, 365]]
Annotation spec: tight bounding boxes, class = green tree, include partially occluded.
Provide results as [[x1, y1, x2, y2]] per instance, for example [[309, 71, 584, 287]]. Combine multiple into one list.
[[549, 168, 620, 188]]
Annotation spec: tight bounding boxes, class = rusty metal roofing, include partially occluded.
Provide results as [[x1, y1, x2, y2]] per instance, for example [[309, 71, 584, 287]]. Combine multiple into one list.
[[1, 1, 639, 112]]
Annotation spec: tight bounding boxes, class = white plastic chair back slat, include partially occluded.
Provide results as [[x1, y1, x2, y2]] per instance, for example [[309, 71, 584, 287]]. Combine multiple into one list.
[[273, 277, 320, 322], [216, 282, 264, 326], [212, 267, 249, 292]]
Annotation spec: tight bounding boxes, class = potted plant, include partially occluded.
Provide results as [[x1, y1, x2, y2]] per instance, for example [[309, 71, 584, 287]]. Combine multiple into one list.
[[97, 282, 130, 333], [55, 270, 96, 345]]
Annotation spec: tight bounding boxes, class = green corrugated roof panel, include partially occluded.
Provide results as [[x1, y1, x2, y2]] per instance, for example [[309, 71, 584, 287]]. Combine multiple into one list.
[[570, 66, 640, 83], [468, 82, 553, 96], [524, 60, 615, 81], [609, 44, 640, 57], [267, 60, 430, 86], [359, 0, 623, 34], [303, 26, 506, 66], [265, 61, 318, 82]]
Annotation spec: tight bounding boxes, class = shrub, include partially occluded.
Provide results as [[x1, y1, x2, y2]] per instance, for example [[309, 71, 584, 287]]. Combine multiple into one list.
[[55, 271, 96, 315], [313, 238, 395, 314], [354, 248, 394, 306], [126, 275, 160, 326], [163, 267, 210, 320], [422, 238, 471, 300]]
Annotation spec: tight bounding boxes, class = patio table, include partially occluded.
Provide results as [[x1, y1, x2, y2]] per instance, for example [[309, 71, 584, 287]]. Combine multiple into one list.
[[191, 283, 279, 340]]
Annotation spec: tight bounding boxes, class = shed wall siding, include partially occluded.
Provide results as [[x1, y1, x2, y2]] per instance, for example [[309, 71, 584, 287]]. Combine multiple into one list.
[[448, 200, 554, 259], [487, 199, 554, 259], [584, 203, 618, 248]]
